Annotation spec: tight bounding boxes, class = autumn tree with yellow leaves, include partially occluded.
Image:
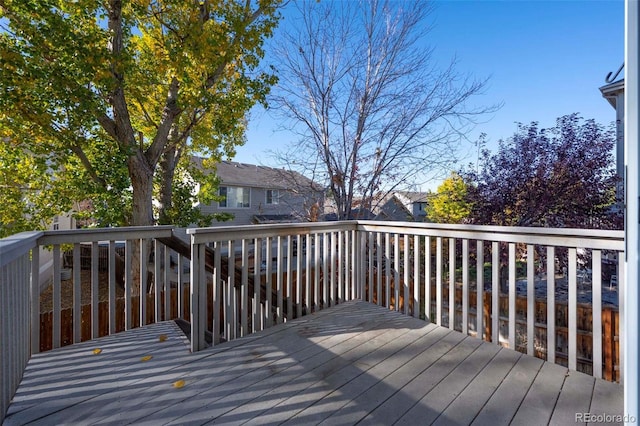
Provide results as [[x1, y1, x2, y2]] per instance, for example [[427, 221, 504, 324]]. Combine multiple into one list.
[[0, 0, 281, 236]]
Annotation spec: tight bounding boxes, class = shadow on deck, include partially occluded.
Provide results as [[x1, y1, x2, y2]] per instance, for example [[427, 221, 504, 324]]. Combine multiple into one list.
[[4, 301, 623, 425]]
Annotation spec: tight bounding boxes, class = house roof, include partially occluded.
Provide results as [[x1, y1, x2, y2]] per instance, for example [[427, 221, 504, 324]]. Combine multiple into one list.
[[394, 191, 429, 203], [599, 79, 625, 109], [192, 158, 322, 191]]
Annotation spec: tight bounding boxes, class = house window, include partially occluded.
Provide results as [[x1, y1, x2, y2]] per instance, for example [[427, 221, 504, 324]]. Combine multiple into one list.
[[52, 215, 59, 230], [266, 189, 279, 205], [219, 186, 250, 208]]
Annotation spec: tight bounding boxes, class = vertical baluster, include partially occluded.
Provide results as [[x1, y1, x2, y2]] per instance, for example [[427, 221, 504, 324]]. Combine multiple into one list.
[[164, 245, 171, 320], [449, 238, 455, 330], [140, 239, 147, 327], [360, 230, 367, 300], [462, 239, 469, 335], [296, 235, 302, 318], [266, 236, 273, 327], [425, 236, 431, 322], [351, 229, 357, 299], [189, 239, 200, 352], [253, 238, 261, 332], [52, 244, 61, 348], [368, 232, 374, 304], [213, 241, 221, 345], [592, 249, 602, 378], [330, 232, 336, 306], [491, 241, 499, 344], [241, 239, 249, 337], [568, 247, 577, 371], [338, 231, 344, 303], [413, 235, 420, 318], [394, 234, 400, 312], [508, 243, 516, 349], [385, 233, 391, 309], [404, 234, 410, 316], [276, 236, 283, 324], [344, 231, 350, 301], [177, 253, 183, 320], [227, 240, 236, 340], [313, 234, 319, 310], [306, 234, 311, 313], [547, 246, 555, 363], [476, 240, 484, 339], [72, 243, 81, 343], [376, 232, 382, 306], [125, 240, 132, 331], [91, 241, 99, 338], [323, 232, 329, 308], [527, 244, 535, 356], [154, 240, 161, 323], [31, 247, 40, 354], [199, 243, 207, 347], [436, 237, 443, 326], [108, 241, 116, 334], [286, 235, 293, 320]]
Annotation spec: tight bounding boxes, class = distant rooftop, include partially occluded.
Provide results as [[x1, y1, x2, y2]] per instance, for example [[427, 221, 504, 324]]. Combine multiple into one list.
[[192, 158, 323, 191]]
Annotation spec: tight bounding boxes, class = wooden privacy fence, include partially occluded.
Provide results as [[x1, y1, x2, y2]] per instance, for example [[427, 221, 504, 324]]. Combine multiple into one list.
[[369, 276, 620, 382], [39, 287, 191, 352]]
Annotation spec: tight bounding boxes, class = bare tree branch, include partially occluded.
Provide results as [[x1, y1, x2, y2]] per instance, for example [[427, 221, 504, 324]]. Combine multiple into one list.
[[269, 0, 499, 219]]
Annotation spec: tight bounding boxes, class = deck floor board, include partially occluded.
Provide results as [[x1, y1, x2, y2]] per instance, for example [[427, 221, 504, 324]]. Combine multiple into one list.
[[4, 301, 623, 426]]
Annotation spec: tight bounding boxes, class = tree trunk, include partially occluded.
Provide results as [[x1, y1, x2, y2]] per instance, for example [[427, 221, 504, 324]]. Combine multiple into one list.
[[129, 152, 155, 227], [158, 146, 180, 225], [128, 152, 155, 295]]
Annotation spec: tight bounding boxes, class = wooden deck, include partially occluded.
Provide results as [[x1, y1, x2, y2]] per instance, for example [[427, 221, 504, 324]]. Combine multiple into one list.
[[5, 301, 623, 425]]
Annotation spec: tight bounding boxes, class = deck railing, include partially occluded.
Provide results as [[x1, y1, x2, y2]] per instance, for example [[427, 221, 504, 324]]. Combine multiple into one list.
[[0, 221, 625, 422], [0, 231, 41, 423], [187, 221, 360, 352]]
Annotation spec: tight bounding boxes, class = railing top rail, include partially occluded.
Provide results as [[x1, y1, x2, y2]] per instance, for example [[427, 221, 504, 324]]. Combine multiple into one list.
[[37, 225, 175, 245], [187, 221, 358, 244], [0, 231, 43, 267], [357, 221, 624, 251]]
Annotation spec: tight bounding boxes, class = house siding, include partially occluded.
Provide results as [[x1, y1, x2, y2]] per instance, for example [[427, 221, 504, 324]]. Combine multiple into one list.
[[200, 186, 321, 226]]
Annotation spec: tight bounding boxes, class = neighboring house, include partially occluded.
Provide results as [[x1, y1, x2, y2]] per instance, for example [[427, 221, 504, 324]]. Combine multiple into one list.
[[600, 76, 625, 204], [194, 159, 324, 226], [323, 191, 430, 222], [375, 191, 430, 221]]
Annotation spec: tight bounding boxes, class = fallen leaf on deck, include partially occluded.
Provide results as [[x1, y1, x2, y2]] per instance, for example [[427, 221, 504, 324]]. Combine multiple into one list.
[[173, 380, 185, 389], [141, 355, 152, 362], [93, 348, 102, 355], [159, 334, 168, 342]]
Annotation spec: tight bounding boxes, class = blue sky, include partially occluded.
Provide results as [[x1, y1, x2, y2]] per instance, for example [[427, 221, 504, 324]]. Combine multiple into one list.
[[238, 0, 624, 189]]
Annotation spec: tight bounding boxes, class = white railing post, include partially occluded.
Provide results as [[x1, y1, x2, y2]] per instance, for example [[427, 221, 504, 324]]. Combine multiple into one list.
[[546, 246, 556, 363]]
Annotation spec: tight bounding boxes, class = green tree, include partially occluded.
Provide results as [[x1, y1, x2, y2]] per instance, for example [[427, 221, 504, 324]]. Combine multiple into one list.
[[426, 172, 472, 224], [0, 0, 281, 236]]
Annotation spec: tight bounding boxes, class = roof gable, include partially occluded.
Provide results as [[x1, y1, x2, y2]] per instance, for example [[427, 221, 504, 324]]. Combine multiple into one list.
[[192, 158, 322, 191]]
